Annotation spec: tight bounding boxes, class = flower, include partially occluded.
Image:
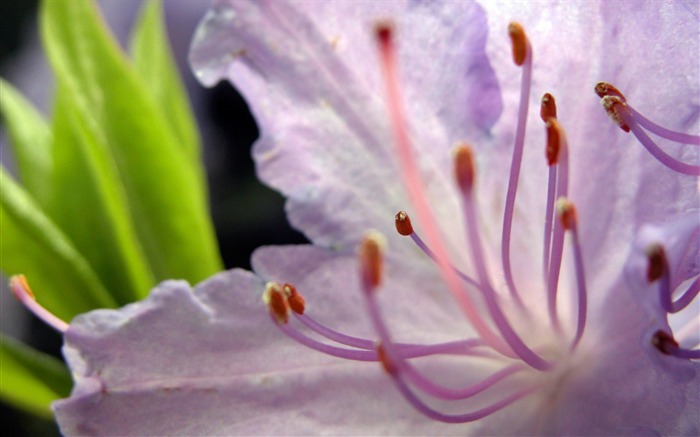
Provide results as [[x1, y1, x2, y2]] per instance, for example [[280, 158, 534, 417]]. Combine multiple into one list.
[[43, 0, 699, 435]]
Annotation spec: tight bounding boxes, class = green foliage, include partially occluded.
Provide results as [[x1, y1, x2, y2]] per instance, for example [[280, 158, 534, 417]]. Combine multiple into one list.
[[0, 0, 222, 418], [0, 334, 73, 419]]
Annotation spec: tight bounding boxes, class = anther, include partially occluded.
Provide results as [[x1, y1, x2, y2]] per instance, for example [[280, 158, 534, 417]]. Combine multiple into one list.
[[376, 343, 398, 375], [263, 282, 290, 324], [601, 96, 631, 132], [395, 211, 414, 236], [645, 244, 667, 283], [594, 82, 627, 102], [545, 118, 563, 166], [360, 232, 386, 289], [375, 21, 394, 46], [507, 22, 528, 66], [540, 93, 557, 122], [453, 144, 476, 193], [651, 330, 679, 355], [555, 197, 577, 230], [283, 283, 305, 315], [10, 274, 35, 301]]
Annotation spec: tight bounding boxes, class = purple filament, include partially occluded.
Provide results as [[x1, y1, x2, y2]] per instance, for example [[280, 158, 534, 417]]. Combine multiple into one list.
[[627, 105, 700, 146], [500, 42, 533, 309], [547, 136, 570, 331], [543, 165, 558, 286], [568, 223, 588, 350], [409, 232, 482, 290], [619, 108, 700, 176], [671, 277, 700, 313]]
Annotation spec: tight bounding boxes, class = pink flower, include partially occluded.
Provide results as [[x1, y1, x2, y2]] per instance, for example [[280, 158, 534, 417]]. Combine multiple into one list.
[[45, 1, 698, 435]]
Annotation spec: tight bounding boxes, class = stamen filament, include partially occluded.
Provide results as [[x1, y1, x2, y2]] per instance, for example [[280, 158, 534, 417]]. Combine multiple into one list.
[[376, 24, 507, 353], [557, 199, 588, 349], [627, 105, 700, 146], [671, 277, 700, 313], [392, 375, 535, 424], [10, 275, 69, 333], [543, 165, 558, 286], [296, 312, 488, 357], [461, 181, 551, 370], [500, 22, 533, 308], [614, 102, 700, 175], [407, 229, 481, 290]]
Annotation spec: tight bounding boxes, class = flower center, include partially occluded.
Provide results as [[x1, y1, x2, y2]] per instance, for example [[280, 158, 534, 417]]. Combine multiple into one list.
[[263, 19, 698, 425]]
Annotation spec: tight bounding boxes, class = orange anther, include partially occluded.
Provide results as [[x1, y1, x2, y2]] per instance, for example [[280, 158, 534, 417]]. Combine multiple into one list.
[[10, 274, 35, 301], [594, 82, 627, 102], [508, 22, 528, 66], [556, 198, 577, 230], [601, 96, 631, 133], [263, 282, 290, 324], [360, 232, 385, 289], [540, 93, 557, 122], [394, 211, 414, 236], [283, 283, 306, 315], [453, 144, 476, 193], [545, 118, 563, 166]]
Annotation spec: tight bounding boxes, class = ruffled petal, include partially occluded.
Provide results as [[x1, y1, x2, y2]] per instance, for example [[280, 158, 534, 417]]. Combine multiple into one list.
[[52, 253, 474, 435], [189, 0, 502, 253]]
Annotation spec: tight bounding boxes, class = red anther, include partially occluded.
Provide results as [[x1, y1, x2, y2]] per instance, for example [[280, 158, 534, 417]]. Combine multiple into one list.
[[601, 96, 631, 133], [375, 21, 394, 46], [394, 211, 414, 236], [651, 330, 679, 355], [594, 82, 627, 102], [454, 144, 476, 193], [10, 274, 35, 301], [508, 22, 528, 66], [264, 282, 290, 324], [376, 343, 398, 375], [645, 244, 667, 283], [360, 233, 385, 289], [556, 198, 577, 230], [540, 93, 557, 122], [283, 283, 305, 315], [545, 119, 562, 166]]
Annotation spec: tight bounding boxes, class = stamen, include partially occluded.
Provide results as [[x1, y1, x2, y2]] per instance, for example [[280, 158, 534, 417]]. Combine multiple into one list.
[[601, 96, 700, 175], [391, 376, 535, 424], [262, 282, 290, 324], [651, 330, 699, 360], [671, 277, 699, 313], [395, 211, 482, 290], [500, 22, 533, 307], [283, 283, 305, 315], [360, 231, 386, 289], [375, 23, 507, 353], [453, 144, 476, 194], [594, 82, 627, 102], [10, 275, 69, 333], [596, 82, 699, 145], [556, 198, 588, 349], [540, 93, 557, 122], [456, 149, 551, 370], [394, 210, 414, 236], [545, 120, 570, 331], [507, 22, 529, 67], [274, 318, 379, 361], [541, 96, 559, 288], [645, 244, 674, 314]]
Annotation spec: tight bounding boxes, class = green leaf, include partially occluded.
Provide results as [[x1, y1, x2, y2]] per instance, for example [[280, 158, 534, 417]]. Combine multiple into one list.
[[45, 86, 154, 305], [0, 79, 51, 204], [40, 0, 222, 287], [0, 334, 72, 419], [0, 168, 116, 319], [130, 0, 201, 161]]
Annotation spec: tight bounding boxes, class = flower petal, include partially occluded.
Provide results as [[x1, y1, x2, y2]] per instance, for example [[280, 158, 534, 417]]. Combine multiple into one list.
[[189, 0, 502, 252], [53, 252, 471, 435]]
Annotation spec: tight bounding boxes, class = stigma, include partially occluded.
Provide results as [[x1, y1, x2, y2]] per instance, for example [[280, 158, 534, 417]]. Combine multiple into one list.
[[264, 21, 698, 424]]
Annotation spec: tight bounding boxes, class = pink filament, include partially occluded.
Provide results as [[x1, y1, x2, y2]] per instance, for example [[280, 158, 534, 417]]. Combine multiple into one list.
[[546, 137, 569, 330], [542, 165, 558, 285], [10, 276, 69, 333], [567, 220, 588, 350], [377, 28, 508, 354]]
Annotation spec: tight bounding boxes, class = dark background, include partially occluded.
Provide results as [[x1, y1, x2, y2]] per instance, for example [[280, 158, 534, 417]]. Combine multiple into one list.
[[0, 1, 307, 435]]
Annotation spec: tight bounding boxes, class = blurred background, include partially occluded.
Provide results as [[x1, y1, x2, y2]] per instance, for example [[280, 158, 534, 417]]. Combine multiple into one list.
[[0, 1, 308, 434]]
